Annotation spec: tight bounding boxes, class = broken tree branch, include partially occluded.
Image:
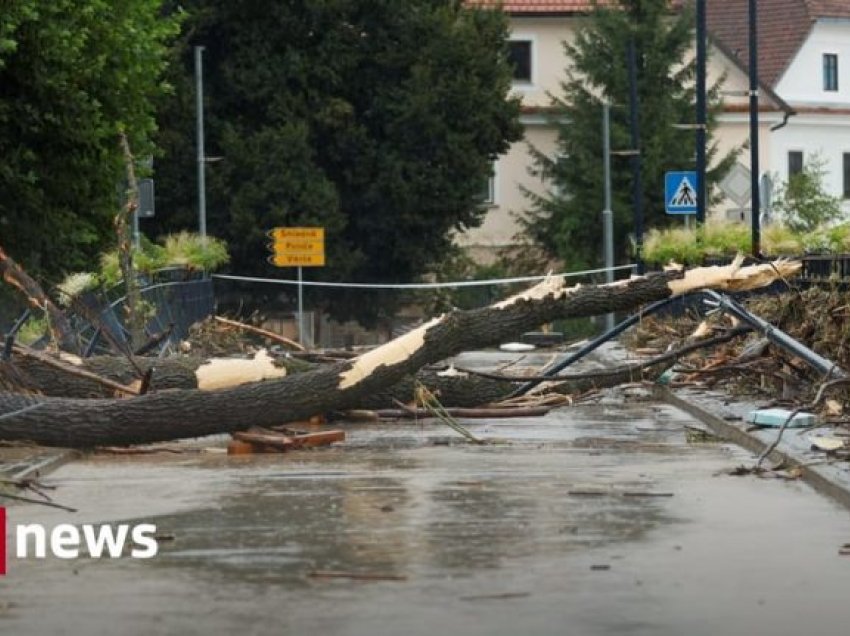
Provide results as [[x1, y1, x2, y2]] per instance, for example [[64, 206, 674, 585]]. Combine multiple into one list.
[[12, 343, 140, 397], [455, 326, 752, 391], [0, 246, 78, 353], [214, 316, 306, 351], [116, 131, 145, 347]]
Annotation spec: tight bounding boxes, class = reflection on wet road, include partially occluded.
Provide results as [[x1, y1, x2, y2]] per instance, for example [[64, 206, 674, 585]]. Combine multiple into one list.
[[3, 400, 850, 636]]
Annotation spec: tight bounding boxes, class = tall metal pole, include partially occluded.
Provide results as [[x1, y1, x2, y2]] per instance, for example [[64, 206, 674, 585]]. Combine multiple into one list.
[[195, 45, 207, 238], [627, 39, 644, 274], [297, 266, 305, 346], [748, 0, 761, 256], [695, 0, 707, 225], [602, 103, 615, 331]]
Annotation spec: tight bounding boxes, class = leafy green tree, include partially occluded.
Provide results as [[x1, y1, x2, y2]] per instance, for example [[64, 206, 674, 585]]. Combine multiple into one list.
[[0, 0, 181, 282], [521, 0, 736, 270], [152, 0, 522, 325], [773, 154, 842, 234]]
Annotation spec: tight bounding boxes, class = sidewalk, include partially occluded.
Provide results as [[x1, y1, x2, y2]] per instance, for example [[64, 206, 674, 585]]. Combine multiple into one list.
[[658, 385, 850, 510]]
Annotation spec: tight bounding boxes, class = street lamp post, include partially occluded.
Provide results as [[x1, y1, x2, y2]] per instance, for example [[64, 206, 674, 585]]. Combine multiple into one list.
[[696, 0, 707, 226], [748, 0, 761, 256], [602, 103, 615, 332], [627, 39, 644, 274], [195, 45, 207, 239]]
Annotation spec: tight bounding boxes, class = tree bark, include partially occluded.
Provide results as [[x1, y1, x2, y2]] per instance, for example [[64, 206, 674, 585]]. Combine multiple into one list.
[[116, 131, 145, 347], [0, 260, 799, 447]]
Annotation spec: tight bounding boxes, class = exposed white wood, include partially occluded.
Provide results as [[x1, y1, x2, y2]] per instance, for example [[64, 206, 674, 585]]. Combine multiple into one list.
[[337, 316, 443, 390], [195, 348, 287, 390], [666, 257, 801, 296]]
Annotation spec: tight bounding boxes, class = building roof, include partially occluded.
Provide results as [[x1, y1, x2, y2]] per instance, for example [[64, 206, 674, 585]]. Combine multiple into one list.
[[465, 0, 687, 14], [464, 1, 615, 15], [805, 0, 850, 19], [708, 0, 850, 89]]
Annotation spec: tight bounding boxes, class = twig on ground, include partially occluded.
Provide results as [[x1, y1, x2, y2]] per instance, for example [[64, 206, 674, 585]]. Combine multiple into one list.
[[214, 316, 306, 351], [414, 382, 484, 444]]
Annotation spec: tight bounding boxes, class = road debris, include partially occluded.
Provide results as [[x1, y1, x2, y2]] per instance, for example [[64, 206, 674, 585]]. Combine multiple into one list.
[[228, 427, 345, 454], [307, 570, 407, 582]]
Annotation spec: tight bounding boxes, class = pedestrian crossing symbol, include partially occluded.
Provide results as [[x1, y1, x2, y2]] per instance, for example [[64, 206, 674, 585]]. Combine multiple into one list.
[[665, 171, 699, 215]]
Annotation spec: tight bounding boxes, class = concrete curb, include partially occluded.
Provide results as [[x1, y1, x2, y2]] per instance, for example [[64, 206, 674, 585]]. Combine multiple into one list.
[[656, 385, 850, 511]]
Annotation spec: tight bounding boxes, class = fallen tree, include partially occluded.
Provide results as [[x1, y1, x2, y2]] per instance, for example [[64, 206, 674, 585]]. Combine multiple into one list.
[[6, 324, 752, 407], [0, 259, 799, 447]]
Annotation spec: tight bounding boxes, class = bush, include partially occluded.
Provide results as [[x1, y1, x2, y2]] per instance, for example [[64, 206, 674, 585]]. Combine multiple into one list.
[[773, 155, 843, 232], [162, 232, 230, 272], [642, 226, 703, 265], [53, 233, 231, 308], [643, 221, 850, 265], [761, 225, 802, 255], [99, 232, 229, 287]]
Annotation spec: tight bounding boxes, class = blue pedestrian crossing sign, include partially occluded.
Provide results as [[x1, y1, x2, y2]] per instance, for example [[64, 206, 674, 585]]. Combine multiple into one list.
[[665, 171, 699, 215]]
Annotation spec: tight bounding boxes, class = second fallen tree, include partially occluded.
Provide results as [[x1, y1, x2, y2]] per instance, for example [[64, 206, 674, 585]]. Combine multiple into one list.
[[0, 259, 798, 447]]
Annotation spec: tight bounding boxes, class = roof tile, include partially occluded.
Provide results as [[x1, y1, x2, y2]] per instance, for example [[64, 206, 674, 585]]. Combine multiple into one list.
[[464, 1, 616, 14], [708, 0, 850, 88]]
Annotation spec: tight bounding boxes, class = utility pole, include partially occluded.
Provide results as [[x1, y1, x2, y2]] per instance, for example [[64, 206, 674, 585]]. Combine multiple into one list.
[[695, 0, 707, 226], [627, 39, 643, 274], [602, 103, 615, 332], [195, 45, 207, 238], [748, 0, 761, 256]]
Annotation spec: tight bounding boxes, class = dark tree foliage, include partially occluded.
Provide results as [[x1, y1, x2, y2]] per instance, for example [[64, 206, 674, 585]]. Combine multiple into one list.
[[152, 0, 522, 326], [521, 0, 737, 270], [0, 0, 179, 282]]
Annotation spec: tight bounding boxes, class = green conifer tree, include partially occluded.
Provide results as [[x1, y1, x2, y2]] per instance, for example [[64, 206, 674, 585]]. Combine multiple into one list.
[[521, 0, 737, 270]]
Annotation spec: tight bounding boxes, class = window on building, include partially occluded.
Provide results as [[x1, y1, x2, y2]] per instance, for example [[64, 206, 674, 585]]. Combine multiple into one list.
[[844, 153, 850, 199], [476, 166, 496, 205], [788, 151, 804, 178], [551, 152, 569, 197], [508, 40, 532, 83], [824, 53, 838, 91]]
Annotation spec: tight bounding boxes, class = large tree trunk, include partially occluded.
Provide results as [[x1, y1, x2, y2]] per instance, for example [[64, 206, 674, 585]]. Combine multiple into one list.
[[0, 260, 799, 447], [5, 351, 513, 406], [6, 349, 302, 397]]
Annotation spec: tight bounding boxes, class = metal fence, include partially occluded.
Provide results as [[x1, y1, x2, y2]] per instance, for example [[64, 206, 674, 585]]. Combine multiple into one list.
[[14, 269, 215, 357]]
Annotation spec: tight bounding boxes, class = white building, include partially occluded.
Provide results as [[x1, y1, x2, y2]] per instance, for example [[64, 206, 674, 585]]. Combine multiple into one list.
[[708, 0, 850, 214], [459, 0, 850, 261]]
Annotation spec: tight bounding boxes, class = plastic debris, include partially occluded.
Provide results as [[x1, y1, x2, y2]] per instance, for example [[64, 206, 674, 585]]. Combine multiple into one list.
[[746, 408, 815, 428]]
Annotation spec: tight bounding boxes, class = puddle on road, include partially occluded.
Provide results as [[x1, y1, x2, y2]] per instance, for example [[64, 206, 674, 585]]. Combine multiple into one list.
[[3, 402, 850, 636]]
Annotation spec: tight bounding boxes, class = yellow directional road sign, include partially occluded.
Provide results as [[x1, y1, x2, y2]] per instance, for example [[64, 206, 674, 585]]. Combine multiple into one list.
[[268, 239, 324, 254], [267, 226, 325, 268], [267, 227, 324, 241], [268, 252, 326, 267]]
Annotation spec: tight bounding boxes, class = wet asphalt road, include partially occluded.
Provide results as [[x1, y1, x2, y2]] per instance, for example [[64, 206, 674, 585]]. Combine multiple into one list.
[[2, 393, 850, 636]]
